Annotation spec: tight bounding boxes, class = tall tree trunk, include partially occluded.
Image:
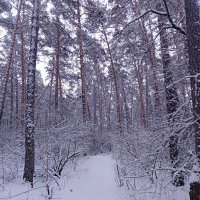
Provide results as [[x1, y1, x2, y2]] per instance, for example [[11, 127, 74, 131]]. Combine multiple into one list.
[[10, 69, 14, 128], [173, 33, 187, 103], [134, 60, 146, 126], [106, 84, 112, 130], [145, 64, 152, 124], [139, 10, 153, 124], [184, 0, 200, 199], [157, 12, 183, 186], [58, 72, 64, 119], [15, 73, 19, 128], [55, 15, 60, 111], [99, 74, 104, 131], [77, 0, 90, 122], [148, 18, 160, 113], [0, 0, 23, 127], [101, 24, 123, 133], [157, 15, 179, 115], [93, 85, 98, 126], [20, 32, 26, 125], [48, 58, 55, 114], [121, 75, 131, 130], [23, 0, 39, 186], [20, 0, 26, 126]]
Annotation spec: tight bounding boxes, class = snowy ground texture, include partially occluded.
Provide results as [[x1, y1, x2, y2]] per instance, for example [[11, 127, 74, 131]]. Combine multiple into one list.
[[0, 154, 128, 200], [0, 154, 190, 200]]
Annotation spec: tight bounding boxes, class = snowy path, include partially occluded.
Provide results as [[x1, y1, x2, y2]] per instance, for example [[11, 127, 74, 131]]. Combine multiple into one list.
[[63, 154, 126, 200], [0, 154, 128, 200]]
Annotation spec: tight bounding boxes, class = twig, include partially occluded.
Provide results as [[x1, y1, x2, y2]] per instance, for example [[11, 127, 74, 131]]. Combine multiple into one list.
[[119, 9, 167, 35], [162, 0, 186, 35], [0, 186, 45, 199], [0, 183, 5, 189]]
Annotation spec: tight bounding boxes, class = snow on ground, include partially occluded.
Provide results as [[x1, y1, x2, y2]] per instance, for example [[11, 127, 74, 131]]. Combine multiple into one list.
[[123, 168, 190, 200], [124, 178, 190, 200], [0, 179, 46, 200], [56, 154, 128, 200], [0, 154, 128, 200], [0, 154, 190, 200]]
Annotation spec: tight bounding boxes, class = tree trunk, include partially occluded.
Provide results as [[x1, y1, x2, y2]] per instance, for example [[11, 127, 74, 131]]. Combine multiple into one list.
[[15, 72, 19, 128], [20, 27, 27, 125], [48, 58, 55, 114], [148, 18, 160, 113], [190, 182, 200, 200], [120, 75, 131, 130], [58, 72, 64, 119], [101, 24, 123, 133], [93, 85, 98, 126], [23, 0, 39, 186], [77, 0, 90, 122], [157, 12, 183, 186], [10, 69, 14, 128], [0, 0, 23, 127], [99, 75, 104, 131], [55, 15, 60, 111], [184, 0, 200, 198], [134, 60, 146, 126], [20, 0, 26, 126]]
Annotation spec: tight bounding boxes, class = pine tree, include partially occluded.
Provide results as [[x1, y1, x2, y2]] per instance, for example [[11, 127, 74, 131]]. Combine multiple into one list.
[[184, 0, 200, 199]]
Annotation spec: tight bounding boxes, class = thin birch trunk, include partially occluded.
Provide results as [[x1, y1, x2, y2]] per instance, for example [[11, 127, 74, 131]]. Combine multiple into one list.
[[23, 0, 39, 185]]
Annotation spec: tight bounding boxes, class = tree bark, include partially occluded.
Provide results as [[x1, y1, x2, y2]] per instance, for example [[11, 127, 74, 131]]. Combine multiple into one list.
[[58, 72, 64, 119], [157, 12, 183, 186], [20, 0, 27, 126], [0, 0, 23, 127], [134, 60, 146, 126], [48, 58, 55, 114], [77, 0, 90, 122], [148, 18, 160, 113], [184, 0, 200, 198], [101, 24, 123, 133], [23, 0, 39, 186], [10, 69, 14, 128], [55, 15, 61, 111], [15, 72, 19, 128]]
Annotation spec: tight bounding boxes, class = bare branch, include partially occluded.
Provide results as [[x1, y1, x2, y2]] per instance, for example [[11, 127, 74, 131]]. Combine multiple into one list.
[[162, 0, 186, 35], [118, 4, 185, 36], [119, 9, 168, 34]]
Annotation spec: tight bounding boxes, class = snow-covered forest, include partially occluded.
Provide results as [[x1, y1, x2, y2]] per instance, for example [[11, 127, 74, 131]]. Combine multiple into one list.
[[0, 0, 200, 199]]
